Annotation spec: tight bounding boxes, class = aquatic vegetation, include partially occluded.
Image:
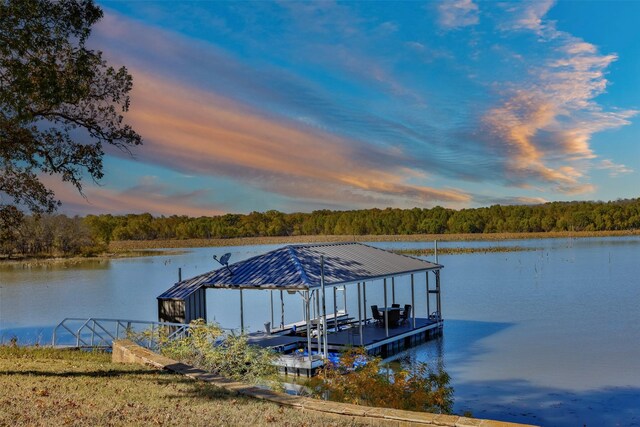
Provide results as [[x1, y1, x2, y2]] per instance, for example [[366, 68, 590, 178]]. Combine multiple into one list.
[[392, 246, 538, 256]]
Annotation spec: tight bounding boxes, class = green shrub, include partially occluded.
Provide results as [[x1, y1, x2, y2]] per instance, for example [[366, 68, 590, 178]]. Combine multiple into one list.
[[157, 320, 279, 387], [308, 347, 453, 414]]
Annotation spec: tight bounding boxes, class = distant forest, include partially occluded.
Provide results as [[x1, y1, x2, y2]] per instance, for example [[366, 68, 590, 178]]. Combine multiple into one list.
[[2, 198, 640, 258]]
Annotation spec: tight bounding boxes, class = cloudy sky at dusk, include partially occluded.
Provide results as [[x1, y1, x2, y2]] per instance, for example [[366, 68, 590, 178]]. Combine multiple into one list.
[[56, 1, 640, 216]]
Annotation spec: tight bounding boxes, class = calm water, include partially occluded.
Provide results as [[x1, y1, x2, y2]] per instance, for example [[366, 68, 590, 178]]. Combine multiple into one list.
[[1, 237, 639, 426]]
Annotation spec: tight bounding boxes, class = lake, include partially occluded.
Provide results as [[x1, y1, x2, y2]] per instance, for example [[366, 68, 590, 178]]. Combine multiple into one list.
[[1, 236, 639, 426]]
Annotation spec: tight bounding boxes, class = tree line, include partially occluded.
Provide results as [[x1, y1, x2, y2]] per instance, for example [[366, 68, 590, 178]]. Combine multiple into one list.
[[2, 198, 639, 258]]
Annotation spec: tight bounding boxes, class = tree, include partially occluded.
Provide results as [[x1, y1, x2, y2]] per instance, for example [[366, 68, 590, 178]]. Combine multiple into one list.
[[0, 0, 141, 225]]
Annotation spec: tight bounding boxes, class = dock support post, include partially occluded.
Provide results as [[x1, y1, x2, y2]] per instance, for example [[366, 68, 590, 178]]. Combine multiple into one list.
[[343, 286, 347, 313], [357, 282, 363, 346], [305, 291, 312, 362], [321, 256, 328, 360], [434, 240, 438, 263], [362, 282, 367, 323], [411, 274, 416, 328], [240, 289, 244, 334], [280, 290, 284, 329], [426, 271, 430, 317], [384, 278, 389, 337], [178, 268, 182, 282], [435, 269, 441, 319], [270, 290, 274, 330], [312, 290, 316, 321], [315, 290, 321, 357], [392, 277, 395, 304], [333, 287, 338, 331]]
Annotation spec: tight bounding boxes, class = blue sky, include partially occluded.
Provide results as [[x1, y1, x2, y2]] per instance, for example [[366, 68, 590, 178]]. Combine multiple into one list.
[[54, 1, 640, 216]]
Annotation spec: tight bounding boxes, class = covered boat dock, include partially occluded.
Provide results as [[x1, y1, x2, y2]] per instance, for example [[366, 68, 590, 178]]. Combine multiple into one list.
[[157, 242, 443, 376]]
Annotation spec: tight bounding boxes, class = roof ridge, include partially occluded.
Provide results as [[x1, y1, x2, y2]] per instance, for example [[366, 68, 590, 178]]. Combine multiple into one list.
[[287, 246, 313, 287], [292, 241, 358, 248]]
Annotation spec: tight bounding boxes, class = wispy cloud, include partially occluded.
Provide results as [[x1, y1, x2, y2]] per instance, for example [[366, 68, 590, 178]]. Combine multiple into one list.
[[499, 0, 555, 33], [43, 175, 226, 216], [437, 0, 479, 29], [483, 5, 637, 195], [597, 159, 633, 177], [122, 71, 471, 206]]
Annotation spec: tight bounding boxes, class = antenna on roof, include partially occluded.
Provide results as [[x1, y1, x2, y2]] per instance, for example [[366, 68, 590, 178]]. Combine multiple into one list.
[[213, 253, 233, 275]]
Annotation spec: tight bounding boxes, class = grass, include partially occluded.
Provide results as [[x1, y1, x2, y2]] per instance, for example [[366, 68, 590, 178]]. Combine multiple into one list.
[[0, 346, 365, 426]]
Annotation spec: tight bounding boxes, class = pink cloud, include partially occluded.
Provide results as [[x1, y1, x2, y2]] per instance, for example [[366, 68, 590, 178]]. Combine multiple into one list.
[[483, 28, 637, 195], [43, 175, 226, 217], [122, 71, 471, 206]]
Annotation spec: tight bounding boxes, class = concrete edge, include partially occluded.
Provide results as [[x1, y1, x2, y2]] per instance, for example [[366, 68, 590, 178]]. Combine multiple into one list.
[[112, 339, 538, 427]]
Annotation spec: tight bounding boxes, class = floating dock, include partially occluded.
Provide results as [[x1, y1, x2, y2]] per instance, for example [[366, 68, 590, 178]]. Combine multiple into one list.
[[157, 242, 444, 376]]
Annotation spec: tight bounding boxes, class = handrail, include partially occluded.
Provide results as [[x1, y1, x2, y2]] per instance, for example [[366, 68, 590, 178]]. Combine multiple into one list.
[[52, 317, 193, 349]]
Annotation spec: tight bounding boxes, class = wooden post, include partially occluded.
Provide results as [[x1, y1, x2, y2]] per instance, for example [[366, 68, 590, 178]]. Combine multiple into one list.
[[434, 240, 438, 263], [178, 268, 182, 282], [411, 273, 416, 328], [384, 278, 389, 337]]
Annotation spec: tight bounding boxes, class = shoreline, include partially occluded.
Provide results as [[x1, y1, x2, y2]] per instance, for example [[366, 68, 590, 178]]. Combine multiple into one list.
[[0, 249, 189, 268], [109, 229, 640, 250], [2, 230, 637, 266]]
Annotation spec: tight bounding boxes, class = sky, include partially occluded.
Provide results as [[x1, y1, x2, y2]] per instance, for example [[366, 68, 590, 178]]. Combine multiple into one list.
[[54, 0, 640, 216]]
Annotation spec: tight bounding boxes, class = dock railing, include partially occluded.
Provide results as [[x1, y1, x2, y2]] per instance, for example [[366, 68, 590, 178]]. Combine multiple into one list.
[[52, 318, 191, 350]]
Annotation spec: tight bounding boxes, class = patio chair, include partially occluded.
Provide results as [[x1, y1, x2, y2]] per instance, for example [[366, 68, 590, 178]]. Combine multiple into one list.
[[387, 308, 400, 327], [371, 305, 383, 325], [391, 303, 400, 308], [401, 304, 411, 324]]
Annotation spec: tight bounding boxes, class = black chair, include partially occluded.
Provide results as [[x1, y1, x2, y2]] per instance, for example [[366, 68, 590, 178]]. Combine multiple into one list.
[[387, 308, 400, 327], [371, 305, 383, 325], [401, 304, 412, 324], [391, 303, 400, 308]]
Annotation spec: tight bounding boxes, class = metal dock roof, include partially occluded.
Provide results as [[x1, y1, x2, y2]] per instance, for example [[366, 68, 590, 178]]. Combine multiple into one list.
[[158, 242, 441, 300]]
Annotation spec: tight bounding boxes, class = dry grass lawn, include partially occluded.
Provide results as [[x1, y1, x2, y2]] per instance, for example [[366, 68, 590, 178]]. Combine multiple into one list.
[[0, 347, 365, 427]]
